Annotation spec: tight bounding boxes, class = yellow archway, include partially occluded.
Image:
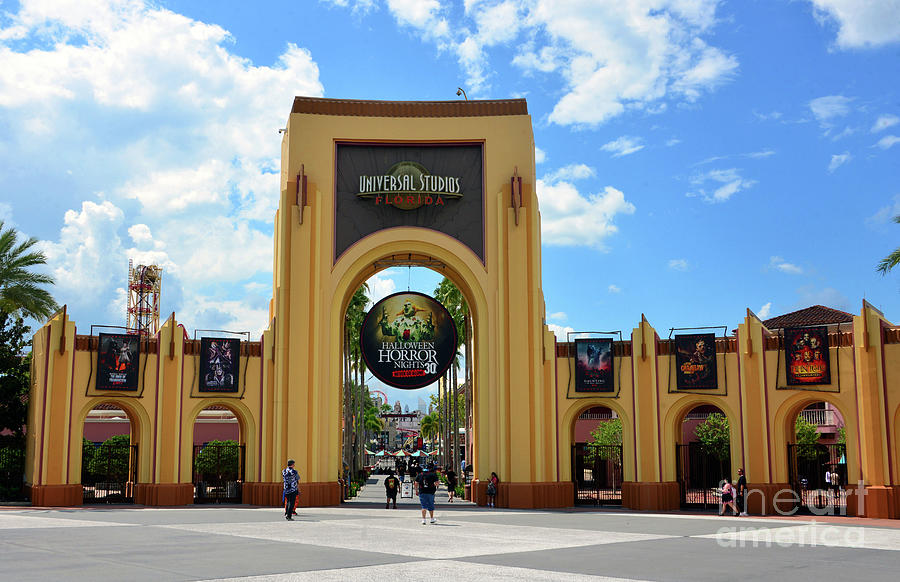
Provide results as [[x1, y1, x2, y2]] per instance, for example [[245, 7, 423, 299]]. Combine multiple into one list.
[[75, 397, 152, 484]]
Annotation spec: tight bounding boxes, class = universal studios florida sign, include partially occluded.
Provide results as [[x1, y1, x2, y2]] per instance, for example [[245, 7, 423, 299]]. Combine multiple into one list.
[[360, 292, 457, 389], [357, 161, 462, 210]]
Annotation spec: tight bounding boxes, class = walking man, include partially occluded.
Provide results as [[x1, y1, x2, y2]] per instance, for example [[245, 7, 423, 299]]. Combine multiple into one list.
[[384, 470, 400, 509], [736, 468, 748, 516], [415, 461, 440, 525], [283, 459, 299, 520]]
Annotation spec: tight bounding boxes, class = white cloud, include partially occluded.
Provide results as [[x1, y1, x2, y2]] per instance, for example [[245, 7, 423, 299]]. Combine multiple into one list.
[[769, 256, 804, 275], [365, 273, 398, 307], [543, 163, 595, 183], [601, 136, 645, 157], [809, 95, 853, 125], [688, 168, 756, 202], [536, 179, 636, 250], [128, 224, 154, 246], [828, 152, 851, 172], [666, 138, 681, 147], [534, 146, 546, 164], [668, 259, 689, 271], [871, 114, 899, 133], [361, 1, 736, 125], [868, 195, 900, 226], [876, 135, 900, 149], [548, 311, 567, 321], [809, 0, 900, 48], [758, 302, 772, 319], [546, 322, 575, 341], [795, 285, 849, 311], [608, 284, 621, 294]]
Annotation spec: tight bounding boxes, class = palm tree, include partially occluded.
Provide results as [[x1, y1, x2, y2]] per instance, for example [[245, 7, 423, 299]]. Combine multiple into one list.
[[344, 285, 369, 477], [420, 412, 439, 451], [877, 215, 900, 275], [434, 277, 468, 471], [0, 221, 58, 320]]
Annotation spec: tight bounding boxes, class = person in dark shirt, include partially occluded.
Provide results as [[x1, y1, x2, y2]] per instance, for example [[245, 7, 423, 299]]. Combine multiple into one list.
[[415, 462, 440, 524], [445, 466, 458, 503], [736, 468, 748, 516], [282, 459, 299, 521], [384, 471, 400, 509]]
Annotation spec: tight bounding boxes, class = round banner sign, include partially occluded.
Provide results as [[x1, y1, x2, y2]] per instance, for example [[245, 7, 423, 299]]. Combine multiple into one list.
[[360, 291, 458, 389]]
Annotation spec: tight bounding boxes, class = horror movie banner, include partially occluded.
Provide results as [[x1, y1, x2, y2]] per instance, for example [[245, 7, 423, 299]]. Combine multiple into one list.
[[574, 338, 614, 392], [198, 337, 241, 392], [674, 333, 718, 390], [96, 333, 140, 391], [785, 327, 831, 386], [360, 291, 457, 390]]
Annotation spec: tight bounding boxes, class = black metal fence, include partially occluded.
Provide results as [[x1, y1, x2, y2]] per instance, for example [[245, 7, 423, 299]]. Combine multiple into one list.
[[0, 441, 26, 501], [676, 443, 730, 509], [572, 444, 623, 505], [787, 443, 847, 514], [193, 443, 245, 503], [82, 442, 138, 504]]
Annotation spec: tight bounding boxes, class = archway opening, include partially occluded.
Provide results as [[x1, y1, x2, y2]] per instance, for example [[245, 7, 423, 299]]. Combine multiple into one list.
[[81, 402, 137, 504], [787, 400, 847, 514], [572, 405, 623, 505], [192, 404, 244, 504], [676, 404, 731, 510], [341, 264, 474, 505]]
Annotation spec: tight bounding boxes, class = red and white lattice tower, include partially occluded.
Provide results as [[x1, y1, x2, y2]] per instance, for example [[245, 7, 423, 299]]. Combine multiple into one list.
[[126, 259, 163, 335]]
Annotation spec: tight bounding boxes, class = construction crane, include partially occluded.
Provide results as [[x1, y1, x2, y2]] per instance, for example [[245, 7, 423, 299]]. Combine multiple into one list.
[[126, 259, 162, 335]]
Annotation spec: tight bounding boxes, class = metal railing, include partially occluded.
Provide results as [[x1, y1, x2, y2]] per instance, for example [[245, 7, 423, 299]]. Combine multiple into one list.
[[193, 443, 245, 504], [572, 444, 623, 505], [82, 443, 138, 504], [799, 409, 836, 427]]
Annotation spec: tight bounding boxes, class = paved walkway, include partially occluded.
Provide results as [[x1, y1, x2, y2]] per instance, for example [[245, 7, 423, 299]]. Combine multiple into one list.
[[3, 498, 899, 581], [346, 474, 473, 507]]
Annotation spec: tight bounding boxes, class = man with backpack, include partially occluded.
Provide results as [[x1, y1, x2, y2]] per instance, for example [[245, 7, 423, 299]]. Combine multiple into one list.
[[415, 462, 440, 525], [384, 470, 400, 509]]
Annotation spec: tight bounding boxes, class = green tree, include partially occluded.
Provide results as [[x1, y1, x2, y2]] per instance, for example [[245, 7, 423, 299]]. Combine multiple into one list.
[[795, 415, 821, 460], [420, 412, 439, 448], [81, 438, 97, 482], [88, 434, 132, 481], [0, 312, 30, 440], [586, 418, 622, 462], [837, 426, 846, 445], [0, 221, 58, 320], [193, 440, 240, 481], [694, 413, 731, 462], [877, 215, 900, 275]]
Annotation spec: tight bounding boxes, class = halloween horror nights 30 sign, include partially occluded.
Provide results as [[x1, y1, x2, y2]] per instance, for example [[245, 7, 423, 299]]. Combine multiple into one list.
[[785, 327, 831, 386], [198, 337, 241, 392], [96, 333, 140, 391], [334, 142, 484, 262], [674, 333, 718, 390], [574, 338, 614, 392], [360, 292, 457, 389]]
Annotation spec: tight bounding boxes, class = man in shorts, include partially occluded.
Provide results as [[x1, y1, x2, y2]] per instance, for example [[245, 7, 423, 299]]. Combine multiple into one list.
[[415, 461, 440, 524], [384, 470, 400, 509]]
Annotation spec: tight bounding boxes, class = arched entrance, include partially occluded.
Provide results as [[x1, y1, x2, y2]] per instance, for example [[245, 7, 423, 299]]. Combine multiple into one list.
[[675, 404, 732, 510], [786, 400, 848, 515], [340, 265, 475, 504], [571, 405, 623, 505], [191, 404, 245, 504], [81, 401, 138, 504]]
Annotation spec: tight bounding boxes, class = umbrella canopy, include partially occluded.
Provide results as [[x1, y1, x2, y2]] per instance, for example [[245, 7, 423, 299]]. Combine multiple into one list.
[[392, 450, 407, 457], [374, 450, 386, 457], [408, 450, 423, 457], [364, 448, 376, 455]]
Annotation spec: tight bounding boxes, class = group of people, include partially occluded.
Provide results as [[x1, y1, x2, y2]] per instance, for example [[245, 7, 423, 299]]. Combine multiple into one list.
[[719, 467, 749, 516]]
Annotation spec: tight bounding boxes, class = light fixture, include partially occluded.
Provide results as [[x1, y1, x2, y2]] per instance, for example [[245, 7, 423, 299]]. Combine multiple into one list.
[[456, 87, 468, 101]]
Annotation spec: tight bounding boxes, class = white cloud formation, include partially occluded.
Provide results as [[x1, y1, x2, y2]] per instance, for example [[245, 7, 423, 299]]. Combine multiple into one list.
[[360, 0, 736, 125], [876, 135, 900, 149], [543, 163, 595, 183], [3, 0, 324, 334], [809, 95, 853, 125], [872, 114, 899, 133], [608, 284, 621, 294], [548, 311, 567, 321], [668, 259, 689, 271], [365, 273, 398, 307], [546, 322, 575, 341], [809, 0, 900, 48], [536, 178, 636, 250], [769, 256, 804, 275], [758, 302, 772, 319], [688, 168, 756, 203], [828, 152, 851, 172], [601, 136, 645, 157], [534, 146, 547, 164]]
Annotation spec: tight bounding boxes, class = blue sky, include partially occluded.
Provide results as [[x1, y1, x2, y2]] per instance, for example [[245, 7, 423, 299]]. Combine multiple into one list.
[[1, 1, 898, 410]]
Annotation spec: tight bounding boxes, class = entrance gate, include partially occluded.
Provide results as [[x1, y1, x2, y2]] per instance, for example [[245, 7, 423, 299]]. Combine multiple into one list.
[[193, 443, 245, 503], [787, 443, 847, 514], [82, 442, 138, 504], [676, 443, 729, 510], [572, 444, 623, 505]]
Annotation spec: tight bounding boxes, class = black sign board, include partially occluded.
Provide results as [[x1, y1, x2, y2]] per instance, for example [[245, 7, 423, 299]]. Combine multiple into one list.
[[574, 338, 614, 392], [334, 142, 484, 262], [674, 333, 718, 390], [198, 337, 240, 392], [785, 327, 831, 386], [360, 292, 457, 389], [96, 333, 140, 391]]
